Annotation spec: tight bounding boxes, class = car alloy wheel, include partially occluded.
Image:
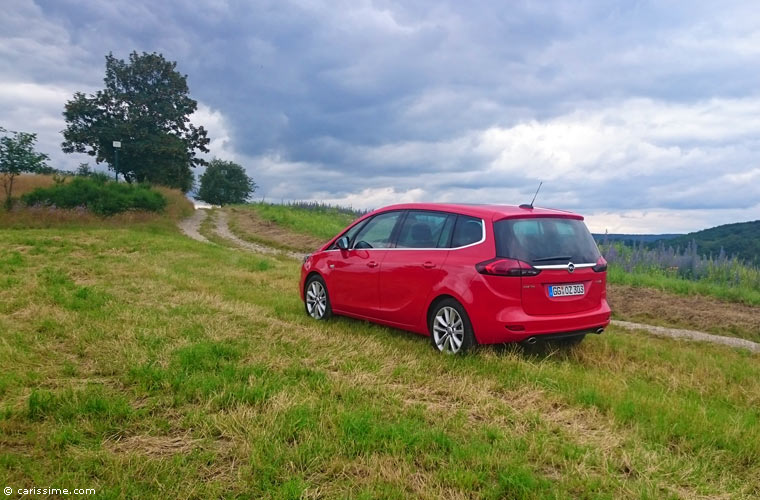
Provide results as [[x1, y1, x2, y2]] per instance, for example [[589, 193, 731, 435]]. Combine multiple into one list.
[[431, 305, 470, 354], [305, 277, 330, 320]]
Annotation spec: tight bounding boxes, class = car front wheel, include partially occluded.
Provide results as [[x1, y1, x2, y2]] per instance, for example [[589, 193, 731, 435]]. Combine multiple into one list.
[[305, 276, 331, 320], [429, 299, 475, 354]]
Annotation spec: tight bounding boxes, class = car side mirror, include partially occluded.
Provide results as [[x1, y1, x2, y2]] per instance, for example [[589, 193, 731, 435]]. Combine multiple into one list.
[[337, 236, 350, 250]]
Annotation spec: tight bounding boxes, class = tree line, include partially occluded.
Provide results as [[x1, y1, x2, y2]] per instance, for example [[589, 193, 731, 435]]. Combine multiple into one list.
[[1, 51, 256, 209]]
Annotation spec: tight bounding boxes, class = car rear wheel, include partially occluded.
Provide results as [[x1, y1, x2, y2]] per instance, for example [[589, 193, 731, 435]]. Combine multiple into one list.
[[305, 276, 331, 320], [429, 299, 475, 354]]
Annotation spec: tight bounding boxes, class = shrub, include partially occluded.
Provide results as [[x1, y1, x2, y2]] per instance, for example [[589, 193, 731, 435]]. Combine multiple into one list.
[[21, 177, 166, 216]]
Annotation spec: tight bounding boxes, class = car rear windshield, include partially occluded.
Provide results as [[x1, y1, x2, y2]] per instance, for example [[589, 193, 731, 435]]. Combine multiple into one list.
[[494, 217, 601, 264]]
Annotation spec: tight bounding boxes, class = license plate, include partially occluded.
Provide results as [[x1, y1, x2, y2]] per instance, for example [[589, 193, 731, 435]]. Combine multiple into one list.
[[548, 284, 585, 297]]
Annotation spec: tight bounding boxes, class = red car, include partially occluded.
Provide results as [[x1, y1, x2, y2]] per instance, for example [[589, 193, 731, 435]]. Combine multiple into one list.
[[300, 203, 610, 353]]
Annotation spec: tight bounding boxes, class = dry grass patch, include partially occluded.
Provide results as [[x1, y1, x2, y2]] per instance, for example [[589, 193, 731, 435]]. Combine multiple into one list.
[[108, 433, 203, 457]]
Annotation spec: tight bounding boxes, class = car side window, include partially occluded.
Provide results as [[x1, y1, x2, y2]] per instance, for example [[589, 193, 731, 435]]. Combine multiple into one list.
[[396, 211, 450, 248], [352, 211, 403, 249], [436, 215, 456, 248], [451, 216, 483, 248]]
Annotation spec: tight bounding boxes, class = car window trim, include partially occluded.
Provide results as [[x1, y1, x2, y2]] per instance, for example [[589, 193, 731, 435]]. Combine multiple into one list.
[[325, 211, 486, 252]]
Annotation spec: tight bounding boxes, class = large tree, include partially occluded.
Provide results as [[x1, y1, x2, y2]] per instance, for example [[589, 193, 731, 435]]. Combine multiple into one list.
[[62, 51, 210, 192], [197, 159, 257, 206], [0, 127, 50, 209]]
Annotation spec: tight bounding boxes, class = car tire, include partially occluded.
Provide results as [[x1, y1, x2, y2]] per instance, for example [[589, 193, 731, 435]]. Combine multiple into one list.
[[304, 275, 332, 320], [429, 298, 475, 354]]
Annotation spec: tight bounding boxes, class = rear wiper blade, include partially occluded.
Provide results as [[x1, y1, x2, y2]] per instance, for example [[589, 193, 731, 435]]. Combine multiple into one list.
[[532, 256, 572, 262]]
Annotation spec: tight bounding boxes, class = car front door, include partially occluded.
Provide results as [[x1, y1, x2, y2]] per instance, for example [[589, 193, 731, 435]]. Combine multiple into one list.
[[326, 211, 403, 318]]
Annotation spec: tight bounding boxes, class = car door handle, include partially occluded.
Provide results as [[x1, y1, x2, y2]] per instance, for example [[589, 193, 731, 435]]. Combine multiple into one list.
[[422, 262, 435, 269], [367, 261, 378, 268]]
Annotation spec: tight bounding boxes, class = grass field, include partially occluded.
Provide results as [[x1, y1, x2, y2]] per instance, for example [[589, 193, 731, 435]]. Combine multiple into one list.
[[2, 206, 760, 497]]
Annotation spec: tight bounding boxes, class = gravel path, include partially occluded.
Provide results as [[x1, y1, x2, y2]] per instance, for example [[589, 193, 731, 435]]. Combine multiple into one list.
[[178, 210, 759, 354], [213, 210, 306, 260], [178, 209, 305, 260], [178, 209, 211, 243], [612, 320, 760, 353]]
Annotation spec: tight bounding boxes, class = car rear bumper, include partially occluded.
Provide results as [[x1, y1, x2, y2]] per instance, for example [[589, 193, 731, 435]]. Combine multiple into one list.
[[471, 299, 612, 344]]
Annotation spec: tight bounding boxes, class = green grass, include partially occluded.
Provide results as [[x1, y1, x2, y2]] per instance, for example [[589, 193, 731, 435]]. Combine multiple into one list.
[[242, 202, 358, 241], [607, 265, 760, 306], [1, 219, 760, 497]]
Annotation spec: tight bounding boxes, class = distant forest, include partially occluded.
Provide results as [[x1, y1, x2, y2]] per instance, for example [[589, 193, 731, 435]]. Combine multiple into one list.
[[595, 220, 760, 267]]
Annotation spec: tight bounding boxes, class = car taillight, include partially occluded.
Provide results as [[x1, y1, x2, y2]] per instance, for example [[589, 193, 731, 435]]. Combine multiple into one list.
[[592, 256, 607, 272], [475, 258, 541, 277]]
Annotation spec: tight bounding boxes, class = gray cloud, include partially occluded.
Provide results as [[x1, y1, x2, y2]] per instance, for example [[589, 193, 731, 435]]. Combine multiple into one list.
[[3, 0, 760, 232]]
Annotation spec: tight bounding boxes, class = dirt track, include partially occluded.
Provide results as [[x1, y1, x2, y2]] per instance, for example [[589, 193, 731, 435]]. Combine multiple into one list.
[[177, 209, 210, 243], [178, 208, 305, 260], [612, 320, 760, 353], [214, 210, 305, 260]]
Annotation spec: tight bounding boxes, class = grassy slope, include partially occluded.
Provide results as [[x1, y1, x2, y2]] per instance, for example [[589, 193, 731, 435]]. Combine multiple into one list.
[[1, 219, 760, 497], [242, 203, 358, 241]]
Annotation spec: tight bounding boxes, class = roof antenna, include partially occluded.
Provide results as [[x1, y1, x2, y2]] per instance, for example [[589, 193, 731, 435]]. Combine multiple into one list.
[[520, 181, 542, 209]]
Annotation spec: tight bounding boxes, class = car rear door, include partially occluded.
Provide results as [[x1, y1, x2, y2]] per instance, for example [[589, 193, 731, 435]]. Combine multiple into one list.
[[378, 211, 454, 327], [326, 211, 403, 317], [494, 217, 604, 315]]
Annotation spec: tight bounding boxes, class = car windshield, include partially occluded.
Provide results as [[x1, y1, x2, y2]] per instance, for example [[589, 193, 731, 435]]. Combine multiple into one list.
[[494, 218, 601, 264]]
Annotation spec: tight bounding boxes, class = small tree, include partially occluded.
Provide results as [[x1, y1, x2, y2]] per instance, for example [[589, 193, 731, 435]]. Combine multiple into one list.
[[0, 127, 50, 209], [197, 159, 256, 206]]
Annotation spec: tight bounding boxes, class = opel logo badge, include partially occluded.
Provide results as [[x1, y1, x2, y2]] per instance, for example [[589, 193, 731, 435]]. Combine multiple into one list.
[[567, 262, 575, 273]]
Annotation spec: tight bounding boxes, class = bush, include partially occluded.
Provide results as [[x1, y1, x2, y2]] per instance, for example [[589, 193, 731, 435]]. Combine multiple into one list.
[[21, 177, 166, 216]]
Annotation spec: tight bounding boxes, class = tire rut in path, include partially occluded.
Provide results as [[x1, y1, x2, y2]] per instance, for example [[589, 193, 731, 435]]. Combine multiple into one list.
[[612, 320, 760, 353], [178, 209, 211, 243], [212, 210, 306, 260]]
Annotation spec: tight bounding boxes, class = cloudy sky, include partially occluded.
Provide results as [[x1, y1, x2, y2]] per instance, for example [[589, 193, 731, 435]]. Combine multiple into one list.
[[2, 0, 760, 233]]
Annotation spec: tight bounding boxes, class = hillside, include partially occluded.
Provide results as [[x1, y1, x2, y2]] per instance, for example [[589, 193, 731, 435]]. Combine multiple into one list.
[[661, 220, 760, 265]]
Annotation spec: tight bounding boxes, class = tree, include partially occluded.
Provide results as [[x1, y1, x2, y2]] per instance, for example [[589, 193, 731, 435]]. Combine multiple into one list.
[[61, 51, 210, 192], [0, 127, 50, 209], [197, 159, 257, 205]]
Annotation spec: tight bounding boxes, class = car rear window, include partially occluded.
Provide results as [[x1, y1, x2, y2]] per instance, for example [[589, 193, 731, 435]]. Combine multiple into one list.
[[494, 218, 601, 264]]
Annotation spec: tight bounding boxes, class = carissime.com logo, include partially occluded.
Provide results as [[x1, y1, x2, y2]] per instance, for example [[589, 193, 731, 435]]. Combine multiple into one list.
[[4, 486, 96, 496]]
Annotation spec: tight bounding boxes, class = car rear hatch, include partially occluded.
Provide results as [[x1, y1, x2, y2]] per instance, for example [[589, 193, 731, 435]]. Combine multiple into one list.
[[493, 216, 605, 316]]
